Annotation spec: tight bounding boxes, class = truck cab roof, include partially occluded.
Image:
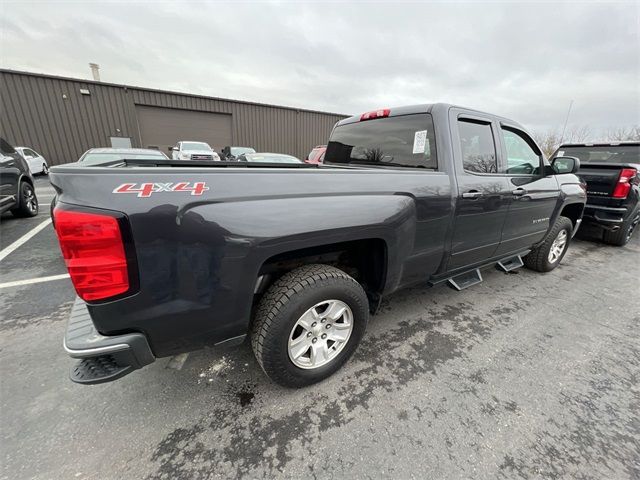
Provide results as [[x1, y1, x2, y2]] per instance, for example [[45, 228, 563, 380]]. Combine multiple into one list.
[[337, 103, 528, 132]]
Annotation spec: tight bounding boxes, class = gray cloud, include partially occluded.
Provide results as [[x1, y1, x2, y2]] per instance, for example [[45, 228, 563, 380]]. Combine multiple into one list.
[[1, 0, 638, 135]]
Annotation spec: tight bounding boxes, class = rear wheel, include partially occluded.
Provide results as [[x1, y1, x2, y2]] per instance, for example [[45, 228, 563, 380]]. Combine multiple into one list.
[[603, 209, 639, 246], [524, 216, 573, 272], [11, 181, 39, 218], [251, 264, 369, 388]]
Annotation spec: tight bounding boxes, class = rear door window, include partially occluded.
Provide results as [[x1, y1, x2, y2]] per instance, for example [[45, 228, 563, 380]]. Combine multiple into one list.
[[458, 119, 497, 173], [325, 113, 437, 169]]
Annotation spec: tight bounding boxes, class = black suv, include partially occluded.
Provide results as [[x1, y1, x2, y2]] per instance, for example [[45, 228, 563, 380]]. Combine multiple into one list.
[[0, 137, 39, 217], [553, 142, 639, 245]]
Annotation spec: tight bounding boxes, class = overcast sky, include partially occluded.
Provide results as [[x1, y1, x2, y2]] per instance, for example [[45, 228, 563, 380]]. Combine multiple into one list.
[[1, 1, 638, 134]]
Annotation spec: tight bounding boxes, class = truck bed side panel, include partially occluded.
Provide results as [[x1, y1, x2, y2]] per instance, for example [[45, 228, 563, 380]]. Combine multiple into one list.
[[50, 168, 452, 356]]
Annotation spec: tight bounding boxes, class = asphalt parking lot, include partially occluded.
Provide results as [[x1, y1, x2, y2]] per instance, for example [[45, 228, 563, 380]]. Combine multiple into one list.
[[1, 177, 639, 480]]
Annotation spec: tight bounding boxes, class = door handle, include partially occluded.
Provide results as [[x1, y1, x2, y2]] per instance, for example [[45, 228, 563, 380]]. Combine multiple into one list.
[[512, 188, 527, 196], [462, 191, 483, 199]]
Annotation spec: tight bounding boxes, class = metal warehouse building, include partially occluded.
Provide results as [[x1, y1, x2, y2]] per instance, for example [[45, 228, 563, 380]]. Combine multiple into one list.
[[0, 69, 347, 166]]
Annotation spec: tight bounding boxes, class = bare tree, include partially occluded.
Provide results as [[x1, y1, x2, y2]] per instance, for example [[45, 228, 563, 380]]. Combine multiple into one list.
[[605, 126, 640, 141], [533, 124, 638, 158], [532, 129, 562, 158], [565, 125, 592, 143]]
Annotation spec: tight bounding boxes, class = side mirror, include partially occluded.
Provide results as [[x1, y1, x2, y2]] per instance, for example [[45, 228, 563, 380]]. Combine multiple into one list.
[[171, 147, 179, 152], [552, 156, 580, 174]]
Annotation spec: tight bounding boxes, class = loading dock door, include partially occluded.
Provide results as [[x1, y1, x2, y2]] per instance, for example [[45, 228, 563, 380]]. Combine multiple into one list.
[[135, 105, 233, 156]]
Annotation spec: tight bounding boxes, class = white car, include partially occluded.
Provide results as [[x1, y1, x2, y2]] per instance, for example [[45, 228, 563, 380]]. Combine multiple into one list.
[[16, 147, 49, 175], [171, 141, 220, 161]]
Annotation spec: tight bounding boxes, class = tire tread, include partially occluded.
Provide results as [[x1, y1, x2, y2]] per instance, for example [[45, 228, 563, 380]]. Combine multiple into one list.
[[524, 216, 573, 272], [251, 264, 366, 387]]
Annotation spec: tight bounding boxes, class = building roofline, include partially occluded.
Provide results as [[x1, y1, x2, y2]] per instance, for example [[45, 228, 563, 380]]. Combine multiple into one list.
[[0, 68, 350, 118]]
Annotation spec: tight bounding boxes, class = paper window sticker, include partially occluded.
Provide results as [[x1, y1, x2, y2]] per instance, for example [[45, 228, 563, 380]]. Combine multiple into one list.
[[413, 130, 428, 154]]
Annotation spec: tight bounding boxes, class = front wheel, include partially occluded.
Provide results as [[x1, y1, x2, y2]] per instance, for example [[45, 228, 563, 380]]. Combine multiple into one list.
[[251, 264, 369, 388], [524, 216, 573, 272]]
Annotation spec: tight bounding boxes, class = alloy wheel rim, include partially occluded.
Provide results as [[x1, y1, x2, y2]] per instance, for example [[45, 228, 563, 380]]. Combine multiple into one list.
[[24, 186, 37, 213], [288, 299, 353, 369], [548, 229, 568, 263]]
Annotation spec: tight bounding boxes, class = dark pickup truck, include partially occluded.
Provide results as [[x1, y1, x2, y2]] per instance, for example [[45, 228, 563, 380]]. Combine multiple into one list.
[[50, 104, 586, 387], [552, 142, 639, 245]]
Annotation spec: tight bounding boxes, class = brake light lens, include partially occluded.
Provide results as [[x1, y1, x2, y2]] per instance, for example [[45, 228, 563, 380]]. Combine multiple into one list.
[[612, 168, 637, 199], [360, 108, 390, 121], [53, 208, 130, 301]]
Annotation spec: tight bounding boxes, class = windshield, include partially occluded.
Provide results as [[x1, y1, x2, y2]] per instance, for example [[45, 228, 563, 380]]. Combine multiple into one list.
[[325, 113, 437, 169], [182, 142, 211, 151], [559, 145, 640, 164], [80, 152, 166, 165], [243, 153, 302, 163], [231, 147, 255, 156]]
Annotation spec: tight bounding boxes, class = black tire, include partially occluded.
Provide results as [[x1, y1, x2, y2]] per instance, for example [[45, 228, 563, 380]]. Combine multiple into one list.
[[524, 216, 573, 272], [10, 181, 39, 218], [251, 264, 369, 388], [603, 209, 639, 246]]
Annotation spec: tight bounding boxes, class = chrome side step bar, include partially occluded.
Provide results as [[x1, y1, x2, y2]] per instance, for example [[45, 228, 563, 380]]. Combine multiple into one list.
[[447, 268, 483, 291], [496, 255, 524, 272]]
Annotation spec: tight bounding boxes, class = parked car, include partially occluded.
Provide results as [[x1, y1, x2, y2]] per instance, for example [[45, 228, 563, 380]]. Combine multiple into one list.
[[221, 146, 256, 161], [77, 148, 168, 166], [552, 142, 639, 245], [238, 152, 303, 164], [305, 145, 326, 164], [50, 103, 585, 387], [15, 146, 49, 175], [0, 138, 38, 217], [171, 141, 220, 161]]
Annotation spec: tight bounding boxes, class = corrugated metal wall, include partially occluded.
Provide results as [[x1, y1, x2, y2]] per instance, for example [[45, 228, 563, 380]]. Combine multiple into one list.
[[0, 69, 347, 166]]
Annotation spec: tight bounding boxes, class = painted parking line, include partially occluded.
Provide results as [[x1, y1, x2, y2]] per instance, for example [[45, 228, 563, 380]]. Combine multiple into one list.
[[0, 273, 70, 289], [0, 218, 52, 262]]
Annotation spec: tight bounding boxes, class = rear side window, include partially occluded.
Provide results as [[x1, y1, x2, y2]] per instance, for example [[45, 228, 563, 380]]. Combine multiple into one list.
[[325, 113, 437, 169], [458, 119, 497, 174]]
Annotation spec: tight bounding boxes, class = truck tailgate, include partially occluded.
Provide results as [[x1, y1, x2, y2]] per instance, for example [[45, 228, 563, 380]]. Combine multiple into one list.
[[578, 163, 636, 205]]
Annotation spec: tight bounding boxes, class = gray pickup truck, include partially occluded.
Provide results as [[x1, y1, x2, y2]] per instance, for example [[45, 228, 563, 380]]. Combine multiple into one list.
[[50, 103, 586, 387]]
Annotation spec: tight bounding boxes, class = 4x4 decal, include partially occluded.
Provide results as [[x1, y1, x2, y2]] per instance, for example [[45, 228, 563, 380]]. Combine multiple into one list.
[[113, 182, 209, 198]]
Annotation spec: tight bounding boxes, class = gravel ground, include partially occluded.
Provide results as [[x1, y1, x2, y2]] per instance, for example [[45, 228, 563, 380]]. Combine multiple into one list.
[[1, 177, 639, 479]]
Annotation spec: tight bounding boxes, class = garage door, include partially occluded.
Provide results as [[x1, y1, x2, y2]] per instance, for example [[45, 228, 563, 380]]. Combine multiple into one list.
[[135, 105, 233, 157]]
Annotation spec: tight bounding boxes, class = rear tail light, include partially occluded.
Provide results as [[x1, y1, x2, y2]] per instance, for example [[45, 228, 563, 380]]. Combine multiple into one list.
[[612, 168, 637, 199], [360, 108, 390, 121], [53, 207, 132, 302]]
